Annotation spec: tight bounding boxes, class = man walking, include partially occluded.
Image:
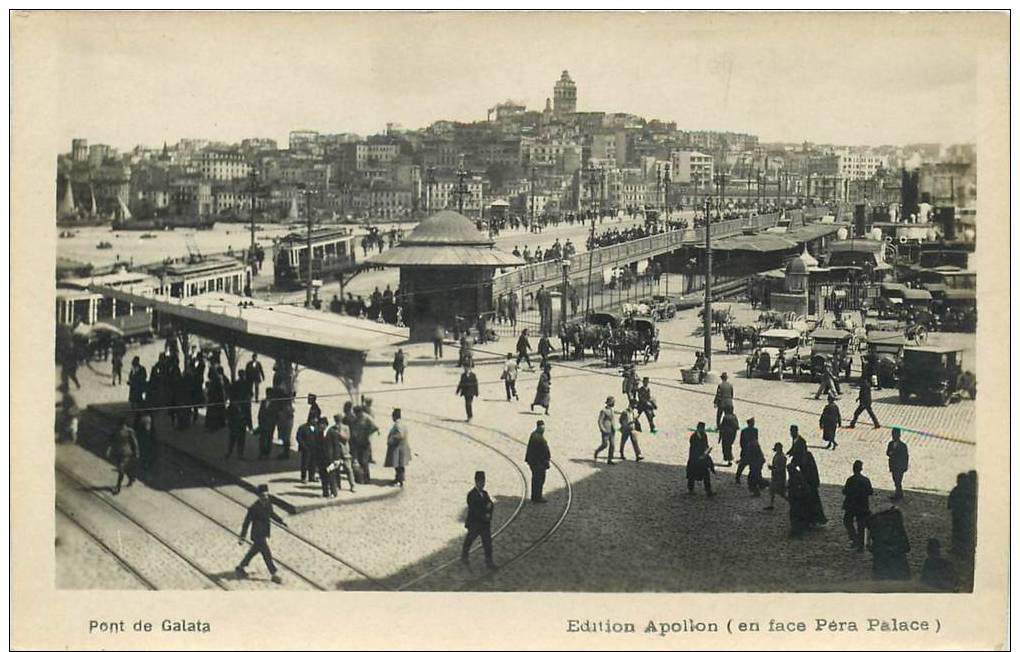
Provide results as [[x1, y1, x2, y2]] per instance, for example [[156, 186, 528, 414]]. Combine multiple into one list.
[[636, 377, 657, 432], [594, 396, 616, 465], [814, 361, 841, 399], [456, 365, 480, 422], [524, 420, 551, 503], [501, 353, 519, 401], [461, 471, 497, 570], [432, 324, 445, 360], [111, 338, 125, 386], [618, 403, 643, 462], [718, 405, 740, 464], [735, 416, 758, 483], [842, 459, 874, 552], [245, 353, 265, 401], [516, 329, 533, 370], [714, 372, 734, 428], [236, 484, 285, 584], [848, 380, 881, 428], [819, 394, 842, 449], [886, 428, 909, 501]]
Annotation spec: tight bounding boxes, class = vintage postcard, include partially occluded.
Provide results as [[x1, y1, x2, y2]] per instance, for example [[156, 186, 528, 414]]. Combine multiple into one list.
[[10, 10, 1010, 650]]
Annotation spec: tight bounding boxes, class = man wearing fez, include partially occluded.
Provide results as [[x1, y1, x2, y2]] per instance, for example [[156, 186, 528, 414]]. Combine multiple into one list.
[[461, 471, 497, 570], [236, 484, 286, 584], [525, 421, 551, 503]]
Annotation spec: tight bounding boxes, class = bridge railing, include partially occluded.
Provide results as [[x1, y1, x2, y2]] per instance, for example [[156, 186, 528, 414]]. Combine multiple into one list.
[[493, 209, 795, 295]]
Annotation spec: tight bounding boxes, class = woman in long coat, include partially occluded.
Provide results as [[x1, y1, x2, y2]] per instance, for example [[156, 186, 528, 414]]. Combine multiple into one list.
[[531, 365, 552, 415], [787, 463, 813, 536], [798, 449, 828, 526], [384, 409, 411, 487], [205, 365, 228, 430]]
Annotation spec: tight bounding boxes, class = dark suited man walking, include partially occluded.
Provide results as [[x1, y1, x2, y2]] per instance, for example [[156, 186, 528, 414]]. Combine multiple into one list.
[[848, 380, 881, 428], [456, 366, 480, 422], [236, 484, 285, 584], [525, 420, 551, 503], [461, 471, 497, 570], [886, 428, 909, 501]]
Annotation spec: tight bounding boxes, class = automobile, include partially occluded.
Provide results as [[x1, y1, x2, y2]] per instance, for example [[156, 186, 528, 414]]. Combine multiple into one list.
[[643, 294, 677, 321], [898, 346, 972, 406], [809, 328, 853, 380], [865, 332, 906, 388], [753, 328, 806, 379]]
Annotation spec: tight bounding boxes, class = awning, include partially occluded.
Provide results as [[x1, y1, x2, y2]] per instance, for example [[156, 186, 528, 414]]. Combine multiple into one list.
[[90, 289, 407, 390], [368, 245, 524, 267]]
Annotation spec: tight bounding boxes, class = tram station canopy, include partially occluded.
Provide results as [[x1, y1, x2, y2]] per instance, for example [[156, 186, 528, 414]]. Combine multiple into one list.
[[92, 288, 406, 389]]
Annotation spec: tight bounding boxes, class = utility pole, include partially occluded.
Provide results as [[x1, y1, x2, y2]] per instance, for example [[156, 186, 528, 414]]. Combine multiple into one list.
[[529, 164, 537, 229], [247, 169, 259, 272], [703, 191, 713, 371], [302, 185, 314, 308], [584, 167, 599, 316]]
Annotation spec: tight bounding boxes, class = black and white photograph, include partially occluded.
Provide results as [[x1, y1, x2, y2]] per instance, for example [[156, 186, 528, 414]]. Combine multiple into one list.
[[11, 9, 1010, 650]]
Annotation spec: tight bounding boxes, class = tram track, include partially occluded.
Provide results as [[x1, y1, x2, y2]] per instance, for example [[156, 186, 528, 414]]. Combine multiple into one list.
[[56, 465, 230, 590], [395, 409, 573, 590], [55, 502, 158, 590]]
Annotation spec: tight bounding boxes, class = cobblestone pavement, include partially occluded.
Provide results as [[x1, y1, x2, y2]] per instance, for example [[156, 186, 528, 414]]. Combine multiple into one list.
[[58, 300, 975, 591]]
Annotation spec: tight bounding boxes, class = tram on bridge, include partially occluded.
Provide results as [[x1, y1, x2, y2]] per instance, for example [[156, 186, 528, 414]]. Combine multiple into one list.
[[273, 227, 358, 289]]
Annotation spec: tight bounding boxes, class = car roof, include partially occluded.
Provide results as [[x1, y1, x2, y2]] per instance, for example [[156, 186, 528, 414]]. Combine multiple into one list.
[[904, 346, 963, 355], [761, 328, 801, 338], [811, 328, 851, 340]]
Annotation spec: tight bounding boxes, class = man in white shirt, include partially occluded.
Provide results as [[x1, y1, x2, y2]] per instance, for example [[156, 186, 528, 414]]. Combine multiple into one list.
[[502, 353, 519, 401]]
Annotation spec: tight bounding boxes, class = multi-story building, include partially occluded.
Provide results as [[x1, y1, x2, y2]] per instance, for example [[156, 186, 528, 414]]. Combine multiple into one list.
[[289, 130, 321, 154], [670, 150, 714, 189], [196, 150, 251, 181], [835, 150, 888, 181]]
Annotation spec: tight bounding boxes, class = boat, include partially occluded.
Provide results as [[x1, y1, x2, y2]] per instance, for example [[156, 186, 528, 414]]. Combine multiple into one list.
[[58, 230, 76, 239], [96, 241, 113, 250], [140, 233, 158, 240]]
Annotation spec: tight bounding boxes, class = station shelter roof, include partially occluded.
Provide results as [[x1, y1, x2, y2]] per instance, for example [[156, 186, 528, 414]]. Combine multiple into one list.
[[369, 210, 523, 267], [91, 288, 406, 391]]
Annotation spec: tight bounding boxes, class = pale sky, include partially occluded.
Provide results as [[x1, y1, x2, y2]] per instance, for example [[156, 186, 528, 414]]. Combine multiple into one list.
[[38, 11, 982, 151]]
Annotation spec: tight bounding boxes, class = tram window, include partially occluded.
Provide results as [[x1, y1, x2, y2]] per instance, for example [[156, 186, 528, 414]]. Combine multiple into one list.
[[115, 299, 131, 317], [189, 283, 198, 296], [170, 282, 185, 298], [73, 298, 90, 323], [216, 277, 224, 291], [97, 297, 114, 319]]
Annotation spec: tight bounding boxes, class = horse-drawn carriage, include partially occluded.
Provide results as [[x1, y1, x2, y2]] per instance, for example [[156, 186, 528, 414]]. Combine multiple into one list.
[[561, 311, 660, 366]]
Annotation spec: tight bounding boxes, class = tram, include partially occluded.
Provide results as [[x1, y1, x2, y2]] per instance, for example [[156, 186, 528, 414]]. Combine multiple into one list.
[[56, 270, 158, 340], [273, 227, 358, 288]]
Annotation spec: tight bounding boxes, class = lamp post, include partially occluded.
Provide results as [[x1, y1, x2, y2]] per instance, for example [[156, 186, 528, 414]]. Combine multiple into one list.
[[703, 193, 713, 371]]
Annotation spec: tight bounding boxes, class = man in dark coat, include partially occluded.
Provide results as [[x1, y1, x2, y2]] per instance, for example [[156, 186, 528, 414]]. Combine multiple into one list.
[[886, 428, 909, 501], [718, 405, 740, 464], [819, 395, 842, 449], [236, 484, 285, 584], [848, 380, 881, 428], [295, 417, 319, 484], [947, 472, 977, 556], [256, 389, 277, 460], [245, 353, 266, 401], [734, 417, 758, 483], [636, 377, 657, 432], [310, 417, 333, 498], [127, 357, 147, 410], [686, 422, 714, 497], [787, 424, 808, 462], [461, 471, 497, 570], [714, 372, 734, 428], [524, 421, 551, 503], [842, 459, 874, 551], [516, 329, 533, 370], [106, 420, 139, 495], [455, 367, 480, 422]]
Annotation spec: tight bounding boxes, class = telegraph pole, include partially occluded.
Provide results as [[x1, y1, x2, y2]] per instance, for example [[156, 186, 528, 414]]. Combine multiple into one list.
[[305, 187, 314, 308], [247, 169, 258, 272], [529, 164, 537, 229], [703, 191, 713, 371], [584, 167, 599, 316]]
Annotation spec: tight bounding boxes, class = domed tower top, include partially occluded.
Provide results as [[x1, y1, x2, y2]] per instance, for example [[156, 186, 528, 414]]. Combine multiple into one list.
[[553, 70, 577, 115]]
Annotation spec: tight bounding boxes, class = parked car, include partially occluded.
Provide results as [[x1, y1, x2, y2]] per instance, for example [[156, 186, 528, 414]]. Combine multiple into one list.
[[866, 333, 906, 388], [809, 328, 853, 380], [754, 328, 806, 379], [898, 346, 972, 406]]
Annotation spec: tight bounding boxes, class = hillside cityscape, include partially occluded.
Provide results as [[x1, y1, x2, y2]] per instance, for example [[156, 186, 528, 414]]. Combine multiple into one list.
[[57, 69, 976, 226]]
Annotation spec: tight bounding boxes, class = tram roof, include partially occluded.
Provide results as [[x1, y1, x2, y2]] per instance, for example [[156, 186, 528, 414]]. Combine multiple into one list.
[[277, 227, 355, 248]]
